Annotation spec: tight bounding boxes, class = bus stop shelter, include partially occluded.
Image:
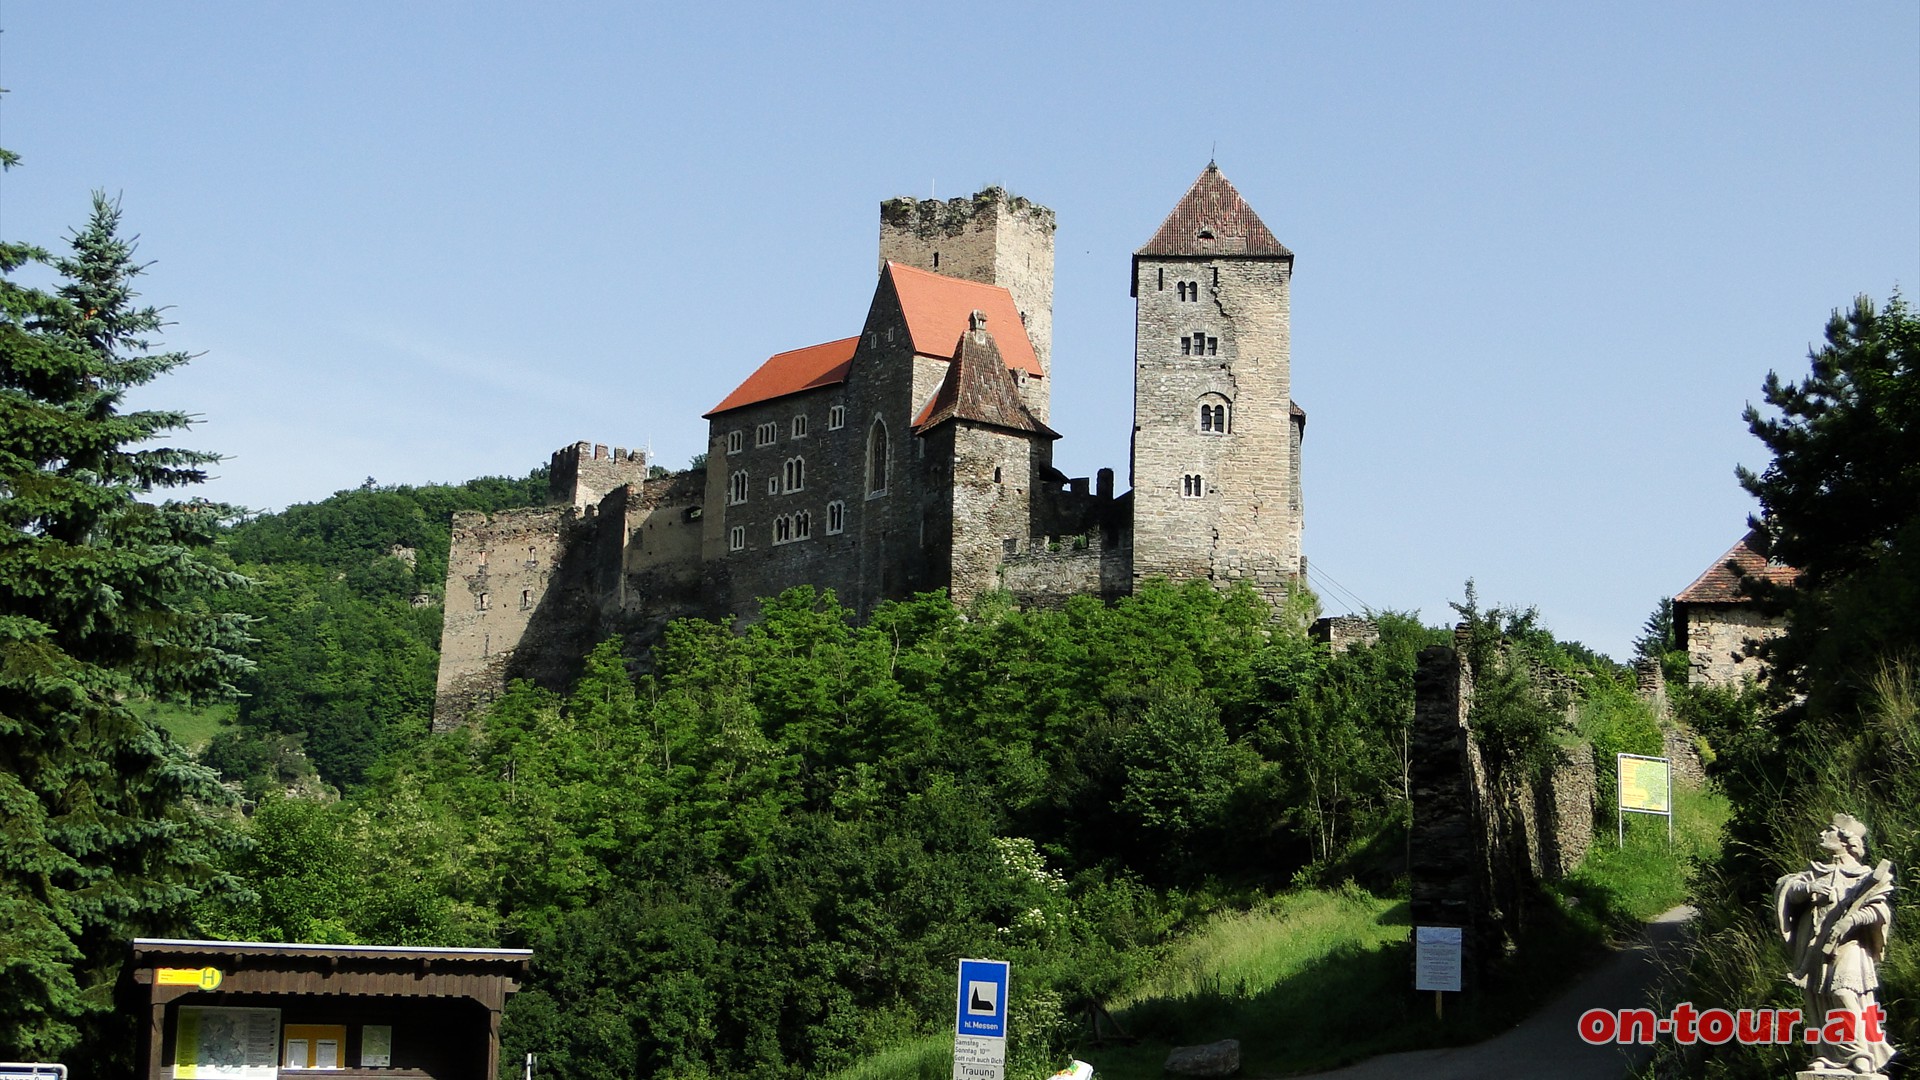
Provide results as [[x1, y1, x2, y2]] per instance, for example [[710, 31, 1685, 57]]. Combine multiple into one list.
[[132, 938, 531, 1079]]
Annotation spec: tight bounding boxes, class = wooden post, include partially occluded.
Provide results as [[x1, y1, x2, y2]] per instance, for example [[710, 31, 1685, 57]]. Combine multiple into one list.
[[1434, 990, 1443, 1021]]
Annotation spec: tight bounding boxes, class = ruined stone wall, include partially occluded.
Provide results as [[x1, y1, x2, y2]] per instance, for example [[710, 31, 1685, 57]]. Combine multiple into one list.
[[998, 531, 1131, 610], [1680, 604, 1783, 688], [879, 188, 1056, 422], [434, 506, 573, 730], [1310, 615, 1380, 653], [1129, 255, 1299, 607]]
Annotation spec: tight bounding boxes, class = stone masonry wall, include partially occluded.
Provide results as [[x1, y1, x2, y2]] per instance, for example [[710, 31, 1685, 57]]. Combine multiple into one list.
[[999, 531, 1132, 610], [1130, 255, 1299, 609], [1681, 605, 1784, 688], [551, 441, 650, 512], [434, 506, 573, 730]]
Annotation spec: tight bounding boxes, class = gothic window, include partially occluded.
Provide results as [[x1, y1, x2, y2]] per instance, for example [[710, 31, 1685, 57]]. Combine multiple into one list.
[[1177, 281, 1188, 301], [867, 420, 889, 497], [794, 511, 811, 540], [1188, 280, 1199, 299], [828, 405, 846, 430], [774, 516, 792, 544], [827, 500, 846, 534], [729, 525, 745, 551], [1182, 474, 1205, 498], [728, 471, 749, 504], [726, 430, 744, 454], [792, 413, 809, 438], [1199, 398, 1229, 434], [755, 421, 778, 447], [783, 456, 805, 492]]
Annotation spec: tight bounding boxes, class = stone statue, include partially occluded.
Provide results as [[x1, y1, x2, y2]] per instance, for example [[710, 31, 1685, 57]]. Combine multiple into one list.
[[1775, 812, 1897, 1077]]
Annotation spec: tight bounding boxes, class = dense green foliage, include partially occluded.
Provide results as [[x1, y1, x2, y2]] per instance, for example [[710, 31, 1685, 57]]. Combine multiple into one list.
[[0, 191, 249, 1066], [1657, 294, 1920, 1078]]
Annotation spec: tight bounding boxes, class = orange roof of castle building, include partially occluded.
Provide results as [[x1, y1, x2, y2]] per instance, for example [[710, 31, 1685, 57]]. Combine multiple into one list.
[[887, 262, 1043, 378], [914, 314, 1058, 438], [1675, 531, 1800, 604], [705, 337, 858, 418], [1137, 162, 1292, 259]]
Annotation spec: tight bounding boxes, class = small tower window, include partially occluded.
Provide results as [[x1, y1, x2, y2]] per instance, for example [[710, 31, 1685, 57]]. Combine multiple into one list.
[[993, 466, 1003, 484], [477, 592, 491, 611], [827, 500, 846, 534], [1199, 399, 1229, 434], [520, 588, 532, 611], [1177, 281, 1188, 301], [1182, 474, 1205, 498], [768, 477, 780, 495], [1207, 336, 1219, 355], [828, 405, 846, 430], [726, 430, 744, 454], [1157, 267, 1165, 291], [729, 525, 746, 551], [1181, 336, 1192, 356], [932, 251, 940, 269]]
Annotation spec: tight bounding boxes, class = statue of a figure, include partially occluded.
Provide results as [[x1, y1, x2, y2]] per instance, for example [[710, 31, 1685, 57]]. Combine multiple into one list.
[[1775, 812, 1897, 1076]]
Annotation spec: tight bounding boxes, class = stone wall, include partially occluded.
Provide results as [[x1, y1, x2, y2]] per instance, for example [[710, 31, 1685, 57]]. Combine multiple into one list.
[[1407, 641, 1600, 987], [551, 441, 650, 512], [1679, 604, 1784, 688], [1129, 254, 1300, 608], [434, 505, 575, 730], [1310, 615, 1380, 653], [999, 531, 1132, 609]]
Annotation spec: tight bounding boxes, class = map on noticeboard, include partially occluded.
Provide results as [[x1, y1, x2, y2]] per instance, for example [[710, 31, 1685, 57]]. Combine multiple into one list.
[[1617, 754, 1671, 814], [172, 1006, 280, 1079]]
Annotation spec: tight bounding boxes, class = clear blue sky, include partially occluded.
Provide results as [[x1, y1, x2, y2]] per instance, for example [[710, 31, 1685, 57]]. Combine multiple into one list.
[[4, 2, 1916, 659]]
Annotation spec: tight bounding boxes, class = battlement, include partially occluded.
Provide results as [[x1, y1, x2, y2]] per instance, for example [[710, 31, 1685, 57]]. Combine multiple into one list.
[[879, 186, 1056, 239], [549, 441, 650, 513]]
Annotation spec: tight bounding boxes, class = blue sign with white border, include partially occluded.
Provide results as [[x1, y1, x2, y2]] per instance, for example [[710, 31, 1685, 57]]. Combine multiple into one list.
[[954, 958, 1010, 1039]]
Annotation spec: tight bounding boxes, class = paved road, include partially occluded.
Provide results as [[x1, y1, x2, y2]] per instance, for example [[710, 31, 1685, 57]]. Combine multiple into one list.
[[1288, 905, 1695, 1080]]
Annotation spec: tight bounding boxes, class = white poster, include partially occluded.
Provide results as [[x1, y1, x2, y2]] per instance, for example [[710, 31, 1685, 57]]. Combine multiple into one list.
[[174, 1006, 280, 1079], [952, 1033, 1006, 1080], [1414, 925, 1463, 992]]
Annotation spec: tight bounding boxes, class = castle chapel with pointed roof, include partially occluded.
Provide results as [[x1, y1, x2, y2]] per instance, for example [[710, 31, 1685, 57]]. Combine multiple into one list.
[[434, 166, 1308, 727]]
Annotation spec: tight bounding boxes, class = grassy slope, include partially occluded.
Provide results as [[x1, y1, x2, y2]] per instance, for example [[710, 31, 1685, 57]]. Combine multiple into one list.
[[831, 781, 1729, 1080], [140, 697, 235, 754]]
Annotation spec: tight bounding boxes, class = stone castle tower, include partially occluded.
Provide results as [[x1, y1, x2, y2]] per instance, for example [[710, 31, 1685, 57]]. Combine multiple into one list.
[[877, 189, 1056, 423], [433, 168, 1303, 729], [1129, 163, 1305, 607]]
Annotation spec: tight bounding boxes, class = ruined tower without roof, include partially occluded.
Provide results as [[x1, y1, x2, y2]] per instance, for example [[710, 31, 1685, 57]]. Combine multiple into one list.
[[1129, 163, 1305, 607]]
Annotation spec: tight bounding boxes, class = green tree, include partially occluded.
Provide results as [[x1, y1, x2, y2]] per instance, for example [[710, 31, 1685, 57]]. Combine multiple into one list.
[[0, 190, 249, 1062], [1737, 293, 1920, 717]]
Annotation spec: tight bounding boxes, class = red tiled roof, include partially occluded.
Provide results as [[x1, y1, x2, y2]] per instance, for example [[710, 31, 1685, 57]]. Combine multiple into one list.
[[1675, 531, 1800, 604], [1138, 163, 1291, 258], [704, 337, 858, 418], [888, 262, 1043, 378], [914, 315, 1058, 438]]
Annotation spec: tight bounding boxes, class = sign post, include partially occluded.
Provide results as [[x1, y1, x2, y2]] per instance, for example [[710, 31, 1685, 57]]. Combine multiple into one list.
[[953, 958, 1010, 1080], [1615, 753, 1673, 846], [1413, 925, 1462, 1018]]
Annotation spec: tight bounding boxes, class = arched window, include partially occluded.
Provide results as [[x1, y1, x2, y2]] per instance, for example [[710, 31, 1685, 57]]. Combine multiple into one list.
[[867, 420, 889, 496], [794, 511, 811, 539], [783, 457, 805, 493], [826, 500, 846, 534], [1198, 397, 1230, 434], [774, 516, 793, 543], [1182, 474, 1205, 498], [728, 471, 749, 504]]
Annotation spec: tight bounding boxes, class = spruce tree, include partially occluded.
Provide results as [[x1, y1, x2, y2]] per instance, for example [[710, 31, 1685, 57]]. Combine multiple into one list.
[[0, 186, 250, 1063]]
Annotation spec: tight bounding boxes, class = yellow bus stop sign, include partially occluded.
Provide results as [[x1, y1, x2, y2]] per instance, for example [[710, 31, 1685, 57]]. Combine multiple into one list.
[[157, 967, 224, 990]]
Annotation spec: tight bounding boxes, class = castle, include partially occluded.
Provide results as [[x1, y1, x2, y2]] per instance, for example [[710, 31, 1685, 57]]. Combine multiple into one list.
[[434, 165, 1307, 728]]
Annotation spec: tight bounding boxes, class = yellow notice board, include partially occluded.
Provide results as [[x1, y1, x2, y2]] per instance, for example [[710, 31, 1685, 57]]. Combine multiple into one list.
[[158, 966, 224, 990], [1617, 754, 1671, 813]]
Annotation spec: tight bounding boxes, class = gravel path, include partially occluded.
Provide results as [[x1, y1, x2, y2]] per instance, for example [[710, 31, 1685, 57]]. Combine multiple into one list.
[[1286, 905, 1695, 1080]]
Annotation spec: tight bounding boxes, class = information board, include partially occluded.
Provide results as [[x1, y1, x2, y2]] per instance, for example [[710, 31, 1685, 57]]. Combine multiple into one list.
[[172, 1006, 280, 1079], [1413, 925, 1463, 992], [1616, 753, 1673, 845]]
